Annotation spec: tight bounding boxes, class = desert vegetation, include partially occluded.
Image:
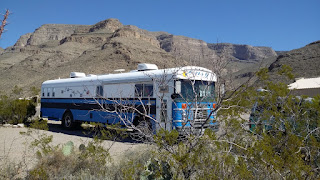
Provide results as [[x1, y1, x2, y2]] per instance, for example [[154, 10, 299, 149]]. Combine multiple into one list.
[[0, 86, 38, 125]]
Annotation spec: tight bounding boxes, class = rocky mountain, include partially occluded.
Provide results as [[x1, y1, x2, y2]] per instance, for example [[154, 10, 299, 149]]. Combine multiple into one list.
[[267, 40, 320, 83], [208, 43, 277, 61], [0, 18, 278, 96], [234, 40, 320, 87]]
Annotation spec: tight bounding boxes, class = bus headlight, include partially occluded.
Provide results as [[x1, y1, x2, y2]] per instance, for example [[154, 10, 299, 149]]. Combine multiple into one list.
[[182, 110, 187, 121]]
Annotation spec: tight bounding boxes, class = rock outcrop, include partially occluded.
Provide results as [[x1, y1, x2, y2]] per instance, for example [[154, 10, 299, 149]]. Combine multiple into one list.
[[112, 26, 160, 48], [89, 18, 123, 33], [208, 43, 277, 61], [14, 24, 91, 47], [14, 33, 32, 47], [157, 34, 277, 69], [157, 34, 218, 66]]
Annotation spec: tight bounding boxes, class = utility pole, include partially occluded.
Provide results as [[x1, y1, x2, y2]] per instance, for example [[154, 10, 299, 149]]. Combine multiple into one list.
[[0, 9, 10, 39]]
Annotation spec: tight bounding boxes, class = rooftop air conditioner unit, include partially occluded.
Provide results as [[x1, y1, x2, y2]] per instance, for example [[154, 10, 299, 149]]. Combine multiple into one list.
[[70, 72, 86, 78], [137, 63, 158, 71]]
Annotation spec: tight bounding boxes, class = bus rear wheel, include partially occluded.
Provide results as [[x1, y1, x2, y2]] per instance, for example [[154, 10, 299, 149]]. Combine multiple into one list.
[[62, 111, 74, 129], [131, 118, 153, 142]]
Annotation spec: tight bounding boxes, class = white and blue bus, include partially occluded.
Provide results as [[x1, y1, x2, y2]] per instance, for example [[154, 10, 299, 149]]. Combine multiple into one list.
[[40, 63, 218, 135]]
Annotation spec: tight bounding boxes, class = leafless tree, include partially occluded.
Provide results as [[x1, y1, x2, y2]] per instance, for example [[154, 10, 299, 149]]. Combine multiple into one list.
[[0, 9, 10, 39]]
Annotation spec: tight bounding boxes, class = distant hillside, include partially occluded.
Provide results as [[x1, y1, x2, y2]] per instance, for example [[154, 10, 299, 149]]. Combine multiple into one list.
[[234, 40, 320, 87], [268, 40, 320, 83], [0, 18, 278, 96]]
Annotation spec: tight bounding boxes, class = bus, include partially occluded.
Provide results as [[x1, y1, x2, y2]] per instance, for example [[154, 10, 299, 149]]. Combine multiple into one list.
[[40, 63, 218, 135]]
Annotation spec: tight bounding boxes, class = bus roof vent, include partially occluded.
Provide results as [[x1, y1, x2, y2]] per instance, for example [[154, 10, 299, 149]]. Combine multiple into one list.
[[137, 63, 158, 71], [70, 72, 86, 78]]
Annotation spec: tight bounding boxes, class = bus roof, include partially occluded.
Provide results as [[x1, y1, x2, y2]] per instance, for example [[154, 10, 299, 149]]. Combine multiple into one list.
[[42, 66, 217, 86]]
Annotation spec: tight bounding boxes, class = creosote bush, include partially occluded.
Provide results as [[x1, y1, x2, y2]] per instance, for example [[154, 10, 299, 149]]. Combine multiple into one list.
[[24, 132, 110, 179], [0, 96, 36, 124], [0, 86, 38, 124]]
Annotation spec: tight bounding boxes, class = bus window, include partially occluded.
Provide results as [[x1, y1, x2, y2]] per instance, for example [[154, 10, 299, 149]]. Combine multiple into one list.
[[47, 88, 51, 97], [144, 84, 153, 97], [135, 84, 143, 97], [96, 86, 103, 97], [135, 84, 153, 97]]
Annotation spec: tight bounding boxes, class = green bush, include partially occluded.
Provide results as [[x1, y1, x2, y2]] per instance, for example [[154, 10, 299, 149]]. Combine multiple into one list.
[[0, 95, 11, 124], [25, 134, 110, 179], [0, 96, 36, 124]]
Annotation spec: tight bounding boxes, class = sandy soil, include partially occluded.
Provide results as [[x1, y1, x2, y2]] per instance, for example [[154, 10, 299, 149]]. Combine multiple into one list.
[[0, 120, 148, 169]]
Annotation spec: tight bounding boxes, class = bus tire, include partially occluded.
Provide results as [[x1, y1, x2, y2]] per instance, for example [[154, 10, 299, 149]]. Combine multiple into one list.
[[132, 117, 153, 142], [62, 111, 74, 129], [136, 120, 152, 135]]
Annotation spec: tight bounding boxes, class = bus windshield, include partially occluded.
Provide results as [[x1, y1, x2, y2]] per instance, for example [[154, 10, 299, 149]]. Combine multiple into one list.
[[176, 80, 215, 102]]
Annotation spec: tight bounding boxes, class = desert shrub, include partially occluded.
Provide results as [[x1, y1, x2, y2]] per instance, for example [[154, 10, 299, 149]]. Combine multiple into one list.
[[83, 122, 128, 141], [10, 98, 36, 124], [0, 160, 24, 180], [0, 96, 36, 124], [0, 85, 38, 124], [109, 149, 153, 179], [0, 95, 11, 124], [29, 118, 49, 130], [25, 134, 110, 179]]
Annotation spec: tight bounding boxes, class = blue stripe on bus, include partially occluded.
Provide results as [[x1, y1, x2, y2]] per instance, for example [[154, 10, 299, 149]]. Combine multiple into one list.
[[41, 98, 156, 125]]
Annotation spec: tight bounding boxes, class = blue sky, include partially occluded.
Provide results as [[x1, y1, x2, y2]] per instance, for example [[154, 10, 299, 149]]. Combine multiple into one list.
[[1, 0, 319, 51]]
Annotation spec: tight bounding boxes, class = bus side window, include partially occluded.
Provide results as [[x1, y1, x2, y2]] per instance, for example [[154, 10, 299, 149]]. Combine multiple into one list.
[[42, 88, 45, 97], [96, 86, 103, 97], [135, 84, 153, 97], [47, 88, 51, 97], [52, 88, 55, 97], [144, 84, 153, 97], [44, 88, 47, 97], [135, 84, 143, 97]]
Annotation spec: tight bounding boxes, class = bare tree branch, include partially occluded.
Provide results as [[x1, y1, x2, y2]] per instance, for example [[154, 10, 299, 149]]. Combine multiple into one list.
[[0, 9, 10, 39]]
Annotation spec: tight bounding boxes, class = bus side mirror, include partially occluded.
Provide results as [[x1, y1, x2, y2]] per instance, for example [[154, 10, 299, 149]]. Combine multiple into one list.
[[171, 93, 179, 99]]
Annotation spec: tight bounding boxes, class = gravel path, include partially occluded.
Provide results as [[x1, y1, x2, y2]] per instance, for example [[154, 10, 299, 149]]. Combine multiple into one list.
[[0, 120, 148, 169]]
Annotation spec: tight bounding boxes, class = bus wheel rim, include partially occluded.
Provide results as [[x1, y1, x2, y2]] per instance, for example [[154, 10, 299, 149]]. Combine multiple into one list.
[[65, 116, 72, 127]]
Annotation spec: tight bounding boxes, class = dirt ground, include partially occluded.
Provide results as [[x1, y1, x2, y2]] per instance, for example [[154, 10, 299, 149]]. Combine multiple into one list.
[[0, 120, 148, 169]]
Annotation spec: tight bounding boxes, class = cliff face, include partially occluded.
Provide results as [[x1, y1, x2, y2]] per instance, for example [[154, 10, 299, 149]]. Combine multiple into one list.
[[156, 35, 277, 74], [0, 18, 278, 96], [208, 43, 277, 61], [14, 33, 32, 47], [157, 34, 218, 66], [89, 18, 123, 33], [14, 24, 91, 47]]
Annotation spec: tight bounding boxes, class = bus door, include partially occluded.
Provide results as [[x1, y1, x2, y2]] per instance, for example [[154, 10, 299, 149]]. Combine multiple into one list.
[[158, 98, 172, 131]]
